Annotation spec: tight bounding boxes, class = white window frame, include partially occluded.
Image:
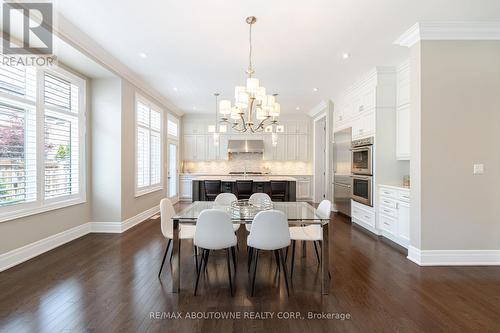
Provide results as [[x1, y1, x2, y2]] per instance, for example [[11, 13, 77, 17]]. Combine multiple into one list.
[[167, 114, 179, 140], [0, 66, 87, 223], [134, 93, 164, 197]]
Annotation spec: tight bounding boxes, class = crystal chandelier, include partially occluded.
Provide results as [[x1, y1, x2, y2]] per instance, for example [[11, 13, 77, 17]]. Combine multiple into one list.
[[219, 16, 280, 133], [207, 93, 227, 146]]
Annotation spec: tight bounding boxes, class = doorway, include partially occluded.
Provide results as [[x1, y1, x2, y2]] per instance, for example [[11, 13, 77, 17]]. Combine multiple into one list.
[[168, 142, 179, 203], [314, 116, 327, 203]]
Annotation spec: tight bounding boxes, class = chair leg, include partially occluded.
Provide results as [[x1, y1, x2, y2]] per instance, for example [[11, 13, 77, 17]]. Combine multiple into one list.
[[290, 240, 296, 279], [274, 250, 281, 273], [194, 249, 206, 296], [247, 247, 254, 273], [231, 246, 237, 271], [226, 248, 234, 296], [285, 246, 289, 262], [204, 249, 210, 273], [251, 249, 259, 296], [194, 245, 199, 274], [279, 248, 290, 296], [158, 239, 171, 278], [313, 241, 321, 264]]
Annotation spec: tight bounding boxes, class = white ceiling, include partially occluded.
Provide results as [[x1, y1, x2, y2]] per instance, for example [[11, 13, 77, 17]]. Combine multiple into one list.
[[54, 0, 500, 114]]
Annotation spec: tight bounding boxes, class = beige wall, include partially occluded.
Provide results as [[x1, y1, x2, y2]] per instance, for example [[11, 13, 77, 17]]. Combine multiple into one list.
[[413, 41, 500, 250], [0, 81, 92, 254], [91, 78, 122, 222], [120, 80, 169, 220]]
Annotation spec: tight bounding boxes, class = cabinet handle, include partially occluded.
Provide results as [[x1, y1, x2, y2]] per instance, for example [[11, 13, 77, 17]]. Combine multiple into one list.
[[364, 215, 370, 219]]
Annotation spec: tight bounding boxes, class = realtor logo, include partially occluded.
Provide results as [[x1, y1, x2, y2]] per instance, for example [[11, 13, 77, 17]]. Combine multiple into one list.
[[2, 2, 53, 55]]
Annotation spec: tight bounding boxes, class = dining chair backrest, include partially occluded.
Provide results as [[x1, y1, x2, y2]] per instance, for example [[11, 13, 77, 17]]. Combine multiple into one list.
[[247, 210, 290, 250], [236, 180, 253, 199], [204, 180, 222, 201], [270, 181, 287, 201], [160, 198, 175, 239], [194, 209, 237, 250], [316, 200, 332, 219], [249, 193, 271, 205], [214, 193, 237, 206]]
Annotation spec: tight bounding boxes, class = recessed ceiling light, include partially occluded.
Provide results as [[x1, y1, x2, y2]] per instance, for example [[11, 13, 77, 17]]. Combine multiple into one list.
[[342, 52, 350, 60], [173, 87, 178, 92], [193, 106, 197, 110], [313, 87, 319, 92], [138, 52, 147, 58], [296, 106, 300, 111]]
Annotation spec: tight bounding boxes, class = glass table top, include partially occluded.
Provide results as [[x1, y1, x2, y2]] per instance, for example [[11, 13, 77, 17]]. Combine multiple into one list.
[[173, 201, 329, 225]]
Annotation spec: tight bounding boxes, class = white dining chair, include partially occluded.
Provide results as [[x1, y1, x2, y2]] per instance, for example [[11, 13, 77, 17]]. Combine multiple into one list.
[[214, 193, 240, 232], [246, 193, 272, 232], [247, 210, 290, 296], [288, 199, 331, 278], [158, 198, 197, 278], [194, 209, 238, 296]]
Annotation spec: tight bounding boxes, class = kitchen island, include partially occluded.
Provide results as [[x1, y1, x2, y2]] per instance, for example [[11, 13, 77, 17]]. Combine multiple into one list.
[[191, 176, 297, 202]]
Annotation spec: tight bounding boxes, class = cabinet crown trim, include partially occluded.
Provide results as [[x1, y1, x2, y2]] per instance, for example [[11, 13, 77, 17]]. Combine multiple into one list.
[[395, 21, 500, 48]]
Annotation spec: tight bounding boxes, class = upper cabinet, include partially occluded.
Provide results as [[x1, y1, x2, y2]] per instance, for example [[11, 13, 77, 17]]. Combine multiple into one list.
[[396, 61, 411, 160], [182, 117, 311, 162]]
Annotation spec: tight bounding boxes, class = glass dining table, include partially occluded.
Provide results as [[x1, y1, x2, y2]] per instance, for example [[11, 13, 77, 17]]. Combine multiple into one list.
[[170, 201, 331, 295]]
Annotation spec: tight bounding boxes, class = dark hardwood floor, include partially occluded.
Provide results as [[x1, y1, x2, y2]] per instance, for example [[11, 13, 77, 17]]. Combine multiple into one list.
[[1, 204, 500, 333]]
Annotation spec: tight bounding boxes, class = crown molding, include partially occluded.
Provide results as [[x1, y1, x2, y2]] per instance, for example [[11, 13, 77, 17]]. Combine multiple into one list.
[[54, 12, 184, 116], [395, 22, 500, 48], [308, 100, 329, 118]]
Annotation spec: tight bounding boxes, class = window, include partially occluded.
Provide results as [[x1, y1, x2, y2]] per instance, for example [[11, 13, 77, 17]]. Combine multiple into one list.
[[167, 117, 178, 138], [135, 95, 163, 196], [0, 64, 85, 222]]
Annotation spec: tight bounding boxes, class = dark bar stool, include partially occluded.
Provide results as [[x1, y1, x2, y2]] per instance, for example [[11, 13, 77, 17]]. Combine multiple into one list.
[[236, 180, 253, 200], [204, 180, 221, 201], [270, 181, 287, 201]]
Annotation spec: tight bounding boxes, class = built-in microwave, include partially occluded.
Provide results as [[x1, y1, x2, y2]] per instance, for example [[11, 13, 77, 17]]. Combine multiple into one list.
[[351, 175, 373, 206], [351, 137, 373, 175]]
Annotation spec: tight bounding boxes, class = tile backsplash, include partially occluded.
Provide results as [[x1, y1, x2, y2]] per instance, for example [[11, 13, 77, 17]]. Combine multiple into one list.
[[182, 159, 313, 175]]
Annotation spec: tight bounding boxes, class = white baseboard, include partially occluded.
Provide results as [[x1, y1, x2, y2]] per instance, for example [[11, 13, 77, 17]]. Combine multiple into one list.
[[0, 223, 91, 272], [0, 205, 160, 272], [407, 246, 500, 266], [90, 205, 160, 233]]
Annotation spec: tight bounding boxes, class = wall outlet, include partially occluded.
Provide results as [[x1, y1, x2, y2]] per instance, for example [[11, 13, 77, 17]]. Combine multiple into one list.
[[473, 164, 484, 175]]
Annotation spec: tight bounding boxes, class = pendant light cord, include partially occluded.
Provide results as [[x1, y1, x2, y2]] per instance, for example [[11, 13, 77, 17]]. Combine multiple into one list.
[[248, 22, 253, 76]]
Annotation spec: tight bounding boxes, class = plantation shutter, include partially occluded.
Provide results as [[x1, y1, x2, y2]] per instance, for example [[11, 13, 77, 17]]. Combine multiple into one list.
[[136, 100, 162, 191], [0, 65, 37, 207], [43, 72, 80, 199]]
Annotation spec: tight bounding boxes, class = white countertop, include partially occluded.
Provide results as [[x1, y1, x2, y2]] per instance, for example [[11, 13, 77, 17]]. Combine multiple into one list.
[[192, 176, 297, 182], [379, 184, 410, 191]]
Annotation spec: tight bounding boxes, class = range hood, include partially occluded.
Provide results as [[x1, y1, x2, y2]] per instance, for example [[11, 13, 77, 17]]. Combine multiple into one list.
[[227, 140, 264, 153]]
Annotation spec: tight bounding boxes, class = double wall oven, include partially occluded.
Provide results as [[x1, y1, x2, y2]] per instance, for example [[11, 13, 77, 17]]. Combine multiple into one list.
[[351, 137, 373, 206]]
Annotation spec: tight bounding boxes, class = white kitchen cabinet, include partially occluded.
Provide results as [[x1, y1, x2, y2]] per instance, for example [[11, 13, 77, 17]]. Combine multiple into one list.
[[352, 112, 375, 140], [296, 176, 312, 201], [183, 121, 206, 135], [396, 105, 410, 160], [351, 200, 377, 232], [297, 134, 309, 161], [397, 201, 410, 242], [206, 134, 228, 160], [183, 135, 207, 160], [378, 185, 410, 248], [396, 61, 411, 160], [183, 135, 196, 160], [286, 135, 297, 160], [275, 135, 286, 160], [179, 175, 194, 201]]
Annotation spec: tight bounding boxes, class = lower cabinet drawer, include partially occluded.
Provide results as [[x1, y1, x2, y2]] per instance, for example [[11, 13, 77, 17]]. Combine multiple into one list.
[[379, 196, 397, 209], [379, 205, 397, 218], [352, 205, 375, 228], [379, 214, 397, 235]]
